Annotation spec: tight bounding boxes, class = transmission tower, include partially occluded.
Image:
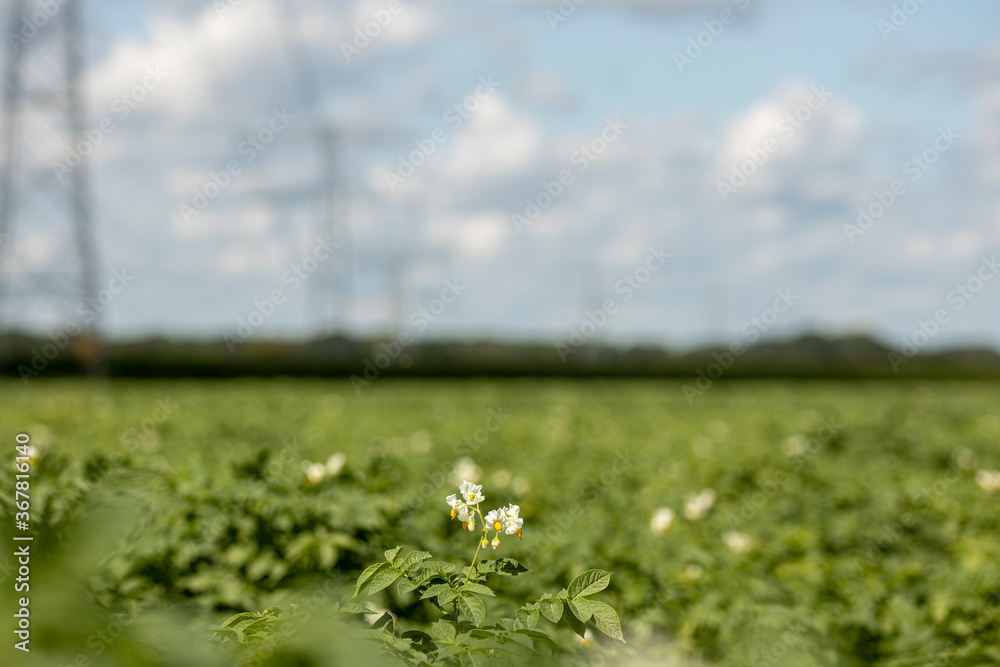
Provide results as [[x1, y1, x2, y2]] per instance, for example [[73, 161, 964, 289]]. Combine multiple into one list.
[[0, 0, 102, 373], [268, 0, 423, 338]]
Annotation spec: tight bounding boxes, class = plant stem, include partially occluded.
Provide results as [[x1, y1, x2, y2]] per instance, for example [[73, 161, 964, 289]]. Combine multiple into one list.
[[464, 537, 484, 584], [464, 506, 487, 584]]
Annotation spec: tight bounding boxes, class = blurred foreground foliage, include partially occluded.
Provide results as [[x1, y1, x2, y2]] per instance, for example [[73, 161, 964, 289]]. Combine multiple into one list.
[[1, 379, 999, 665]]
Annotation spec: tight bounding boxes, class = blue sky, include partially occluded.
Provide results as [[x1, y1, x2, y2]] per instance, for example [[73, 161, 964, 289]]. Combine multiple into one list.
[[2, 0, 999, 352]]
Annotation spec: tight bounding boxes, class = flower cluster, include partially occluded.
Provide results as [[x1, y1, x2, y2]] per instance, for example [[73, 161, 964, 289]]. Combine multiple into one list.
[[723, 530, 752, 554], [302, 453, 347, 485], [683, 488, 716, 521], [649, 507, 676, 535], [446, 480, 523, 550], [485, 505, 523, 548]]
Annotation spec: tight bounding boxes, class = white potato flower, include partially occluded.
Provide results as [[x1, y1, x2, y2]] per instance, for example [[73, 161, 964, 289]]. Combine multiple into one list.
[[305, 463, 325, 485], [486, 508, 505, 532], [650, 507, 675, 535], [459, 480, 485, 505], [449, 457, 482, 486], [976, 470, 1000, 495], [512, 476, 531, 495], [723, 530, 752, 554], [446, 494, 473, 523], [325, 453, 346, 476], [484, 505, 523, 546], [683, 489, 716, 521], [502, 504, 523, 538]]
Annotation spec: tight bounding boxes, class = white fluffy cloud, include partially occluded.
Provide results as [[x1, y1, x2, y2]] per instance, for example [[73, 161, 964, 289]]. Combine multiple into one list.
[[5, 0, 996, 348]]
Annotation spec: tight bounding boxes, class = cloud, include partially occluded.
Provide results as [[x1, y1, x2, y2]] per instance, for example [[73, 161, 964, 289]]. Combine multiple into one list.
[[6, 0, 996, 348]]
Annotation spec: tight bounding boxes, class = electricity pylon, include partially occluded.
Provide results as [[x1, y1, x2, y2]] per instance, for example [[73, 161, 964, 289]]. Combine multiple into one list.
[[0, 0, 104, 374]]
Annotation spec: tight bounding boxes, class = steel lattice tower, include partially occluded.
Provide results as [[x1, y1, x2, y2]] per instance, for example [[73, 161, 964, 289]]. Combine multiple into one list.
[[0, 0, 103, 373]]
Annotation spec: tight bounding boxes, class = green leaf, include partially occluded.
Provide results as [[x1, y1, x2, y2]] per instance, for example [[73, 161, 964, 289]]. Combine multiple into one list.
[[401, 629, 434, 648], [354, 562, 388, 597], [457, 593, 487, 627], [461, 582, 496, 597], [505, 631, 534, 650], [589, 600, 625, 642], [397, 578, 420, 596], [421, 584, 460, 606], [361, 567, 405, 596], [568, 569, 612, 599], [477, 558, 529, 577], [517, 630, 559, 652], [223, 612, 259, 628], [568, 597, 592, 623], [371, 612, 393, 631], [563, 608, 587, 639], [538, 597, 563, 624], [438, 588, 460, 606], [514, 604, 540, 630], [337, 602, 376, 616], [401, 550, 433, 571], [430, 621, 457, 643], [384, 546, 404, 565], [420, 584, 452, 599], [471, 637, 504, 650], [418, 561, 458, 583]]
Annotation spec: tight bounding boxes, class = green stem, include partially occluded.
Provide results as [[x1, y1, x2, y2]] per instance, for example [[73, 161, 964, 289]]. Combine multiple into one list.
[[464, 506, 487, 584]]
